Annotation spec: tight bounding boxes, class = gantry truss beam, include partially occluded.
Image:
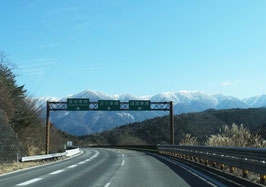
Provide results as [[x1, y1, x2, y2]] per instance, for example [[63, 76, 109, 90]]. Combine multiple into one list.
[[46, 101, 174, 154], [48, 101, 171, 111]]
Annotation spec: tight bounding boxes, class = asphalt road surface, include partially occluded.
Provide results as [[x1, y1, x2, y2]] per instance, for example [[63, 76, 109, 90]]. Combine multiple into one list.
[[0, 148, 257, 187]]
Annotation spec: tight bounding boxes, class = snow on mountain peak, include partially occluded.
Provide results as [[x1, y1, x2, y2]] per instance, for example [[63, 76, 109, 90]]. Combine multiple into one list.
[[35, 90, 266, 111], [243, 94, 266, 107], [33, 90, 266, 136], [32, 97, 59, 108]]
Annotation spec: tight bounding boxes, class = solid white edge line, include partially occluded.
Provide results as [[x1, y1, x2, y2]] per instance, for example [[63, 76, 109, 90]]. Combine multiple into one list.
[[0, 150, 84, 177], [158, 155, 218, 187], [16, 178, 43, 186], [49, 170, 64, 175], [104, 182, 111, 187]]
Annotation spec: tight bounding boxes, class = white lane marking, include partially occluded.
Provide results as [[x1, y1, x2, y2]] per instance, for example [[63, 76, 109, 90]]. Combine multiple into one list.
[[0, 150, 84, 178], [78, 161, 85, 165], [49, 170, 64, 175], [16, 178, 43, 186], [158, 155, 219, 187], [122, 154, 125, 157], [104, 182, 111, 187], [85, 150, 100, 162], [121, 159, 125, 166], [67, 164, 78, 168], [91, 151, 99, 159]]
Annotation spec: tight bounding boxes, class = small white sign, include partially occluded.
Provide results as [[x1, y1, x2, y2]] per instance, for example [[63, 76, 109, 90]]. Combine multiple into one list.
[[67, 141, 73, 147]]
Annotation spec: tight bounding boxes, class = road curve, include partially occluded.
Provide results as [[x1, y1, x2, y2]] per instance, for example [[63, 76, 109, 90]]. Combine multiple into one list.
[[0, 148, 256, 187]]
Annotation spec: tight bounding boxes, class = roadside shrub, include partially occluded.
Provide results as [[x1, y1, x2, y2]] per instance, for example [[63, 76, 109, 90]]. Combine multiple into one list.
[[206, 123, 266, 148], [179, 133, 199, 145]]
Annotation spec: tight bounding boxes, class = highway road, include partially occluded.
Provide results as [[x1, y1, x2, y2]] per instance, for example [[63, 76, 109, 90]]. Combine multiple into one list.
[[0, 148, 259, 187]]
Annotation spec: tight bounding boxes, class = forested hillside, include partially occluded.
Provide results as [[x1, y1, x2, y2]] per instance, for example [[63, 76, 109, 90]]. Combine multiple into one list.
[[0, 52, 77, 162], [81, 108, 266, 145]]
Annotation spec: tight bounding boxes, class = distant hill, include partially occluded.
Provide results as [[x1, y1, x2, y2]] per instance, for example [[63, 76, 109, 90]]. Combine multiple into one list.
[[80, 108, 266, 145], [36, 90, 266, 136], [255, 122, 266, 139]]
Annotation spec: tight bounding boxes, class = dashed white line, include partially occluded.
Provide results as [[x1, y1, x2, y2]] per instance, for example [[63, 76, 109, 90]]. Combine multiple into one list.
[[16, 178, 43, 186], [122, 154, 125, 157], [121, 159, 125, 166], [78, 161, 85, 165], [49, 170, 64, 175], [67, 164, 78, 168], [104, 182, 111, 187], [1, 150, 84, 178]]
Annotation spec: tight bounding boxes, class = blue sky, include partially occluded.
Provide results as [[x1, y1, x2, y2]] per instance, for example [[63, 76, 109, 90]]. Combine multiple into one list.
[[1, 0, 266, 99]]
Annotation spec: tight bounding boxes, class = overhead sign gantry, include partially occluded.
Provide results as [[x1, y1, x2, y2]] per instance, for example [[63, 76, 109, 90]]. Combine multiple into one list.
[[45, 99, 174, 154]]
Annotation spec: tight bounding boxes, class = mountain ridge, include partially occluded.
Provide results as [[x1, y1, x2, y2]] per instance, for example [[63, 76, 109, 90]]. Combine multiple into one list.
[[34, 90, 266, 136], [80, 108, 266, 145]]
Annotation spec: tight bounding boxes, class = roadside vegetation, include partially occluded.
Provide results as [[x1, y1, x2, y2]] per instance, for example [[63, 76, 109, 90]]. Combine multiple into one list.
[[0, 51, 77, 159], [181, 124, 266, 148], [81, 108, 266, 147], [0, 161, 52, 175]]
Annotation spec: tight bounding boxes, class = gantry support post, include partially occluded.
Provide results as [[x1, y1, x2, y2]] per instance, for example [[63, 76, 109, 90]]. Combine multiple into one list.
[[170, 101, 174, 145], [45, 101, 50, 154]]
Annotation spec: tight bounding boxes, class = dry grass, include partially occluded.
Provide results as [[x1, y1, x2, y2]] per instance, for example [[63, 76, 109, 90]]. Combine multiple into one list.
[[0, 159, 62, 175], [180, 133, 199, 145], [206, 124, 266, 148]]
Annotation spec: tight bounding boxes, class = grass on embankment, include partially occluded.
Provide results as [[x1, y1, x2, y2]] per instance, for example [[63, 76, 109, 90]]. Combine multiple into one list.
[[0, 158, 64, 175]]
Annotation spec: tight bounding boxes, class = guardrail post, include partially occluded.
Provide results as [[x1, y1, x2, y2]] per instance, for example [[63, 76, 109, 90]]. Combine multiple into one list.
[[205, 160, 208, 166], [220, 164, 224, 170], [230, 166, 235, 173], [242, 170, 248, 178], [260, 174, 265, 184]]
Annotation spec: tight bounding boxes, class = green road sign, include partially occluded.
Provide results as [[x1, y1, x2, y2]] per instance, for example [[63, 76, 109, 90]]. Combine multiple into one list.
[[98, 100, 120, 111], [129, 100, 151, 110], [67, 98, 90, 111]]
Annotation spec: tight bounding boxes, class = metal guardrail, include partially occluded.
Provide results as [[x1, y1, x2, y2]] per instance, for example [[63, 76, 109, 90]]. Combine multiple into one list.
[[88, 145, 157, 150], [159, 145, 266, 161], [21, 152, 66, 162], [157, 144, 266, 184], [21, 148, 80, 162]]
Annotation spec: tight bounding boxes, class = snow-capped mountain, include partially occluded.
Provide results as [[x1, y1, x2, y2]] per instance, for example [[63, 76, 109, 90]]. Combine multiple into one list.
[[35, 90, 266, 136], [212, 94, 249, 109], [243, 95, 266, 108], [32, 97, 59, 109]]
